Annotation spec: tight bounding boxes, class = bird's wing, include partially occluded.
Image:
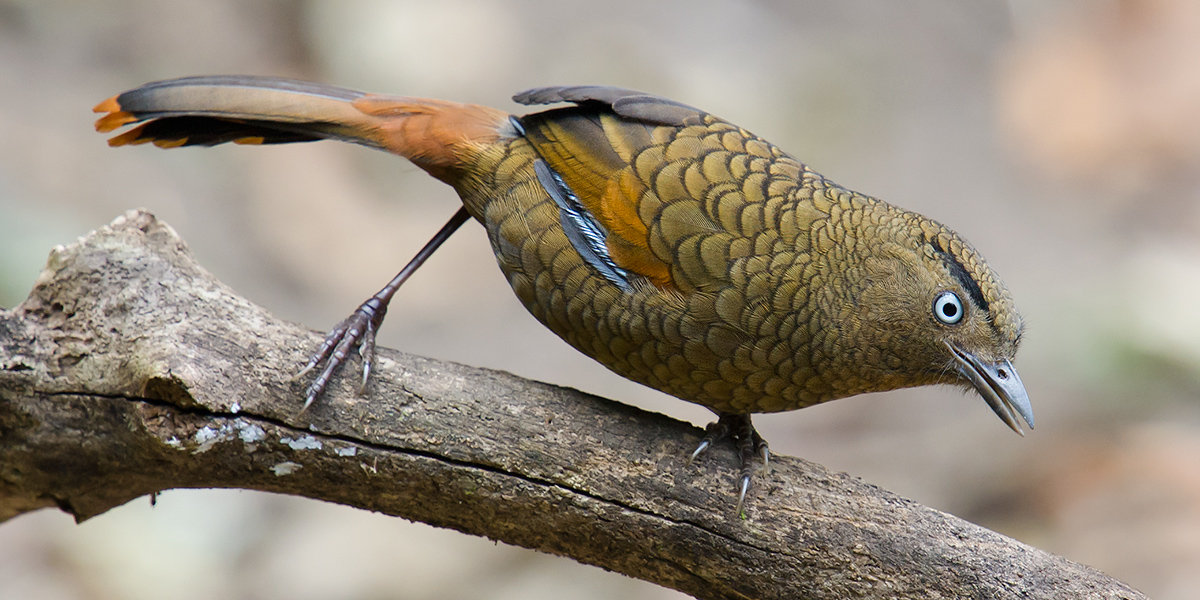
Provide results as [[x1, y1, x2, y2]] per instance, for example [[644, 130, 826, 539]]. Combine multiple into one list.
[[515, 86, 798, 294]]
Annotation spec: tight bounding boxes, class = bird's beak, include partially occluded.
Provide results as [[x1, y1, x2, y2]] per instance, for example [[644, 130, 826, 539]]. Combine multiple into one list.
[[946, 342, 1034, 435]]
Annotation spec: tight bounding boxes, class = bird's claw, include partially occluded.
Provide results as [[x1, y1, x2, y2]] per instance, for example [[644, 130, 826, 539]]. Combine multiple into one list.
[[357, 318, 378, 395], [689, 413, 770, 515], [735, 474, 751, 517], [295, 298, 386, 412], [687, 439, 711, 465], [291, 208, 471, 414]]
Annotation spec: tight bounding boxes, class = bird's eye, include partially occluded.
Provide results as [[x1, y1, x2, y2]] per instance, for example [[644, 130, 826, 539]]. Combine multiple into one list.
[[933, 291, 964, 325]]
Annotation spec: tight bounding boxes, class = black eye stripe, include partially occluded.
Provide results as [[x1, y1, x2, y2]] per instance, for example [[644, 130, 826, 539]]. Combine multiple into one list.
[[929, 245, 988, 314]]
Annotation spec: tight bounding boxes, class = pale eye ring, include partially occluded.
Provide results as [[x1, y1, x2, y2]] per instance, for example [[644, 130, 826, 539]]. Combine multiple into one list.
[[933, 291, 964, 325]]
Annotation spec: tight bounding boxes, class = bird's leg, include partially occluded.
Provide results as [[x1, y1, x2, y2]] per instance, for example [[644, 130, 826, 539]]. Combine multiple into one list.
[[294, 206, 471, 411], [689, 412, 770, 514]]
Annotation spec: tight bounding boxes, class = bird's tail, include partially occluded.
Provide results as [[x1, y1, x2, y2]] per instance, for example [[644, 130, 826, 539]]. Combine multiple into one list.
[[94, 75, 511, 182]]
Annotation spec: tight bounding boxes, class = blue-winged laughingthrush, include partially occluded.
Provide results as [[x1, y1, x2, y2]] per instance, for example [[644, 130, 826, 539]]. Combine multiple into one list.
[[95, 77, 1034, 511]]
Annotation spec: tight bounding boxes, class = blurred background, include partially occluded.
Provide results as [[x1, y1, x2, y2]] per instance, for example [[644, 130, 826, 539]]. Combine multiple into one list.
[[2, 0, 1199, 598]]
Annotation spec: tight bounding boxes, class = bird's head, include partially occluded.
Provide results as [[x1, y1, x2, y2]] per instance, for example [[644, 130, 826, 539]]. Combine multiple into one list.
[[847, 211, 1033, 434]]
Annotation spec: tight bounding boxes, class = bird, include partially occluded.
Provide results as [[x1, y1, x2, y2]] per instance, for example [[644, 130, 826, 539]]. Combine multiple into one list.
[[94, 76, 1034, 513]]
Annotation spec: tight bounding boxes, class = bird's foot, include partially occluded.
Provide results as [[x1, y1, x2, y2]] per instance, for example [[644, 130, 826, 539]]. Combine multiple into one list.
[[291, 207, 471, 413], [292, 297, 387, 412], [689, 413, 769, 515]]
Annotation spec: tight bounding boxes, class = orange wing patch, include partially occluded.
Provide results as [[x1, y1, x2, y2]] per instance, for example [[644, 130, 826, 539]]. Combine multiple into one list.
[[600, 169, 672, 288], [525, 114, 678, 290]]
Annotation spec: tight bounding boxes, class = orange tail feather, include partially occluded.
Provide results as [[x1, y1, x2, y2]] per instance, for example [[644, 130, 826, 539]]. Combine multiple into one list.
[[94, 76, 512, 183]]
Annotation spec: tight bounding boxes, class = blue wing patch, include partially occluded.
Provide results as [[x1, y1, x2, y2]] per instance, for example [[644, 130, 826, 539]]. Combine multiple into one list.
[[533, 159, 632, 291]]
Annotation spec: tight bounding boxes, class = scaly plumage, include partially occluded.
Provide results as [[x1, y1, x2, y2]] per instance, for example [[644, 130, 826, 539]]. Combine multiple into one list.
[[95, 76, 1033, 511]]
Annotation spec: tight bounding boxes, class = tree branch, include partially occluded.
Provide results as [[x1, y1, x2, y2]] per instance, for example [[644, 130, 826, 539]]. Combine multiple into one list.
[[0, 210, 1145, 600]]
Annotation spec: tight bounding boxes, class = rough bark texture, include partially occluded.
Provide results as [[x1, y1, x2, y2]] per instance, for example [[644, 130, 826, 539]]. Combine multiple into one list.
[[0, 210, 1145, 600]]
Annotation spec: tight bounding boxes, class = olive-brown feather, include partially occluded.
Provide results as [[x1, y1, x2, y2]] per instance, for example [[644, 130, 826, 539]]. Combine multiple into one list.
[[95, 77, 1030, 509]]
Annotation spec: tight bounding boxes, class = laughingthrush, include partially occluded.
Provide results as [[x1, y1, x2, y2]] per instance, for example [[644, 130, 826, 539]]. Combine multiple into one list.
[[95, 77, 1034, 511]]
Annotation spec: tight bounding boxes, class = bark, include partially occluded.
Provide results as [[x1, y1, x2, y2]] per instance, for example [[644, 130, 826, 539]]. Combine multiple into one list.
[[0, 210, 1145, 600]]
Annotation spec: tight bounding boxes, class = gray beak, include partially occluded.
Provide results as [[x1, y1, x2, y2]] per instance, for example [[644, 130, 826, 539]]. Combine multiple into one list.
[[946, 342, 1035, 435]]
